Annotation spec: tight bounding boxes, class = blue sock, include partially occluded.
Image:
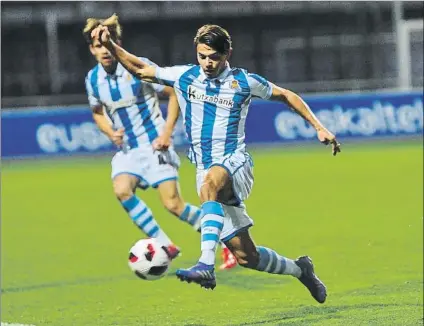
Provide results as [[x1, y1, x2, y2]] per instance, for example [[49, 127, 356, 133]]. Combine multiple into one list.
[[198, 201, 225, 266], [178, 204, 202, 230], [255, 246, 301, 277], [121, 195, 172, 246]]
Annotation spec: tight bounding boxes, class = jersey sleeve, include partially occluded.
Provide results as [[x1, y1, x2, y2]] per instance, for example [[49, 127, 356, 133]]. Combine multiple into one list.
[[138, 57, 165, 93], [246, 73, 273, 100], [85, 75, 102, 109], [155, 65, 193, 87]]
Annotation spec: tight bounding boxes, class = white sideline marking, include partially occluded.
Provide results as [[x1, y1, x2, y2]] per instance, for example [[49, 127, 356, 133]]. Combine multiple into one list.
[[1, 323, 36, 326]]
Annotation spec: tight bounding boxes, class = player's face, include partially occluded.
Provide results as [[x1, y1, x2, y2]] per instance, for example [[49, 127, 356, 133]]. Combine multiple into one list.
[[89, 39, 116, 68], [196, 43, 229, 78]]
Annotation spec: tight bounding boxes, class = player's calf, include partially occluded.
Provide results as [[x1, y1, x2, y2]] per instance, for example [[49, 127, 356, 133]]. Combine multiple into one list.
[[226, 235, 302, 276], [162, 197, 202, 230], [120, 195, 173, 245], [158, 181, 202, 230], [232, 247, 259, 269], [177, 204, 202, 230], [255, 246, 327, 303], [113, 175, 175, 247], [254, 246, 302, 277], [162, 196, 185, 216]]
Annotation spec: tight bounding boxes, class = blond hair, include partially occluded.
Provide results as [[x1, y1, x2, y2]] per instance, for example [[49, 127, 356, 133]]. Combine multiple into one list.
[[83, 13, 122, 44]]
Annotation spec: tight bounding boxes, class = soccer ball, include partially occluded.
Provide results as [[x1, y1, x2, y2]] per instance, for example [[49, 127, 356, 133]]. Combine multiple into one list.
[[128, 238, 171, 280]]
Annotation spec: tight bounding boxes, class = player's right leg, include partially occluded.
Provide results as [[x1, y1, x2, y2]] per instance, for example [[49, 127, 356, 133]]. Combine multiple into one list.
[[176, 152, 255, 287], [111, 150, 178, 258], [113, 174, 173, 247], [175, 165, 230, 289], [224, 230, 327, 304]]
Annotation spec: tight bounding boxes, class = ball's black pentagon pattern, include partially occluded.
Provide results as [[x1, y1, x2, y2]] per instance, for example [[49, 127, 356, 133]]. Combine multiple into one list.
[[149, 265, 168, 276], [144, 251, 154, 262], [134, 270, 147, 279], [129, 252, 137, 260]]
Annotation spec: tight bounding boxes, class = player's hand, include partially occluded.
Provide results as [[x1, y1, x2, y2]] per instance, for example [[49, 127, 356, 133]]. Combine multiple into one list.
[[91, 25, 111, 45], [110, 128, 124, 147], [153, 134, 172, 151], [317, 128, 341, 156]]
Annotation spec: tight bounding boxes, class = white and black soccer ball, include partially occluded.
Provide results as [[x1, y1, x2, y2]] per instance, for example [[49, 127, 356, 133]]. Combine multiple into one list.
[[128, 238, 171, 280]]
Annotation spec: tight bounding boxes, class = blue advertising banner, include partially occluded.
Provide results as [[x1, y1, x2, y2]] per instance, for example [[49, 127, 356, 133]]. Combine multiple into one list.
[[1, 91, 422, 158], [247, 91, 423, 144]]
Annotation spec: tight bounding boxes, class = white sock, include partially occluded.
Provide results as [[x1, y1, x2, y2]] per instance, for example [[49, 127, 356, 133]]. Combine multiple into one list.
[[198, 201, 225, 266]]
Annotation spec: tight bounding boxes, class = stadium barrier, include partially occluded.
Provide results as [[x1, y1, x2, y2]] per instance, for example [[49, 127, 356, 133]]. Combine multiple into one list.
[[2, 91, 422, 158]]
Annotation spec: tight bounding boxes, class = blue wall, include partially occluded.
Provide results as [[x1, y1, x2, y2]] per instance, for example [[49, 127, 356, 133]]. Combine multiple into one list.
[[2, 91, 422, 158]]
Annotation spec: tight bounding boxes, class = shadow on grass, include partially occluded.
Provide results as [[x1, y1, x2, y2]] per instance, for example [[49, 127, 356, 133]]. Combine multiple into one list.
[[1, 264, 291, 294]]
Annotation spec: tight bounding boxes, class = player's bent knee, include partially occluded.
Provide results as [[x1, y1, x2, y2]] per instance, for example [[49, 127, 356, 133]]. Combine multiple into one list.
[[200, 178, 219, 202], [113, 184, 134, 202]]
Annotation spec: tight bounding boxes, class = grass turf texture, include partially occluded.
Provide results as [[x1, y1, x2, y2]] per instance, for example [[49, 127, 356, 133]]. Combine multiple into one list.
[[2, 141, 423, 325]]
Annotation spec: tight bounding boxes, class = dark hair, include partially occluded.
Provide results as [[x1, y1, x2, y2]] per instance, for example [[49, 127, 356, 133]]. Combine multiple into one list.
[[83, 13, 122, 44], [194, 24, 232, 55]]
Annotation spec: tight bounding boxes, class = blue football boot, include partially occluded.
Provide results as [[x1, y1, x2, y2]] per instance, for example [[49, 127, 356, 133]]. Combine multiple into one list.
[[176, 262, 216, 290]]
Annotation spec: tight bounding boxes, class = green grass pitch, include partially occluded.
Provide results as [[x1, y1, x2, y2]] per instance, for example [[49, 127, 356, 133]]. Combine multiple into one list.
[[1, 141, 423, 325]]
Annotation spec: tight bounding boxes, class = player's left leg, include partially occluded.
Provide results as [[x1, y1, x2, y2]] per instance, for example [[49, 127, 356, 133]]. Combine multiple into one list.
[[224, 230, 327, 304]]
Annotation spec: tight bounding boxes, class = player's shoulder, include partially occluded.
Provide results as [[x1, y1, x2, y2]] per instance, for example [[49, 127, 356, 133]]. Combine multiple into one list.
[[239, 69, 270, 89], [228, 67, 256, 88], [86, 63, 101, 81], [230, 67, 249, 75], [172, 64, 201, 79], [231, 67, 267, 81], [174, 63, 197, 71]]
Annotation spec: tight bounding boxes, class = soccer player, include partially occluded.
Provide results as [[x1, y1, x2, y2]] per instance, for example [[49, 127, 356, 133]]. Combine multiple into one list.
[[91, 22, 341, 303], [83, 15, 237, 267]]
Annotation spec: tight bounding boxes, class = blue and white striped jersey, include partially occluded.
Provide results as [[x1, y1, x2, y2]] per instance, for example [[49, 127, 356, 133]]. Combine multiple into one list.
[[155, 63, 273, 169], [85, 59, 165, 149]]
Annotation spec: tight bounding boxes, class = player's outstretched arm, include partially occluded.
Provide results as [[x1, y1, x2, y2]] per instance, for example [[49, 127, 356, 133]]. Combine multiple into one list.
[[270, 84, 341, 156], [91, 25, 157, 83], [154, 86, 180, 151]]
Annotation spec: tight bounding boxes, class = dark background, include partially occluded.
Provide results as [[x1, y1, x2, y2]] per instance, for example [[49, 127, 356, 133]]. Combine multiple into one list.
[[1, 1, 423, 107]]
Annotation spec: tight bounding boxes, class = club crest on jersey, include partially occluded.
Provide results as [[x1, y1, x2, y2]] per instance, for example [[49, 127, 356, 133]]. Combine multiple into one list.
[[187, 85, 234, 108], [230, 80, 240, 90]]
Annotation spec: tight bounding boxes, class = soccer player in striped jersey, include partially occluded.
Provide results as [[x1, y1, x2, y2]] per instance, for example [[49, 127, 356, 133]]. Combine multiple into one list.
[[91, 22, 341, 303], [83, 15, 237, 267]]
